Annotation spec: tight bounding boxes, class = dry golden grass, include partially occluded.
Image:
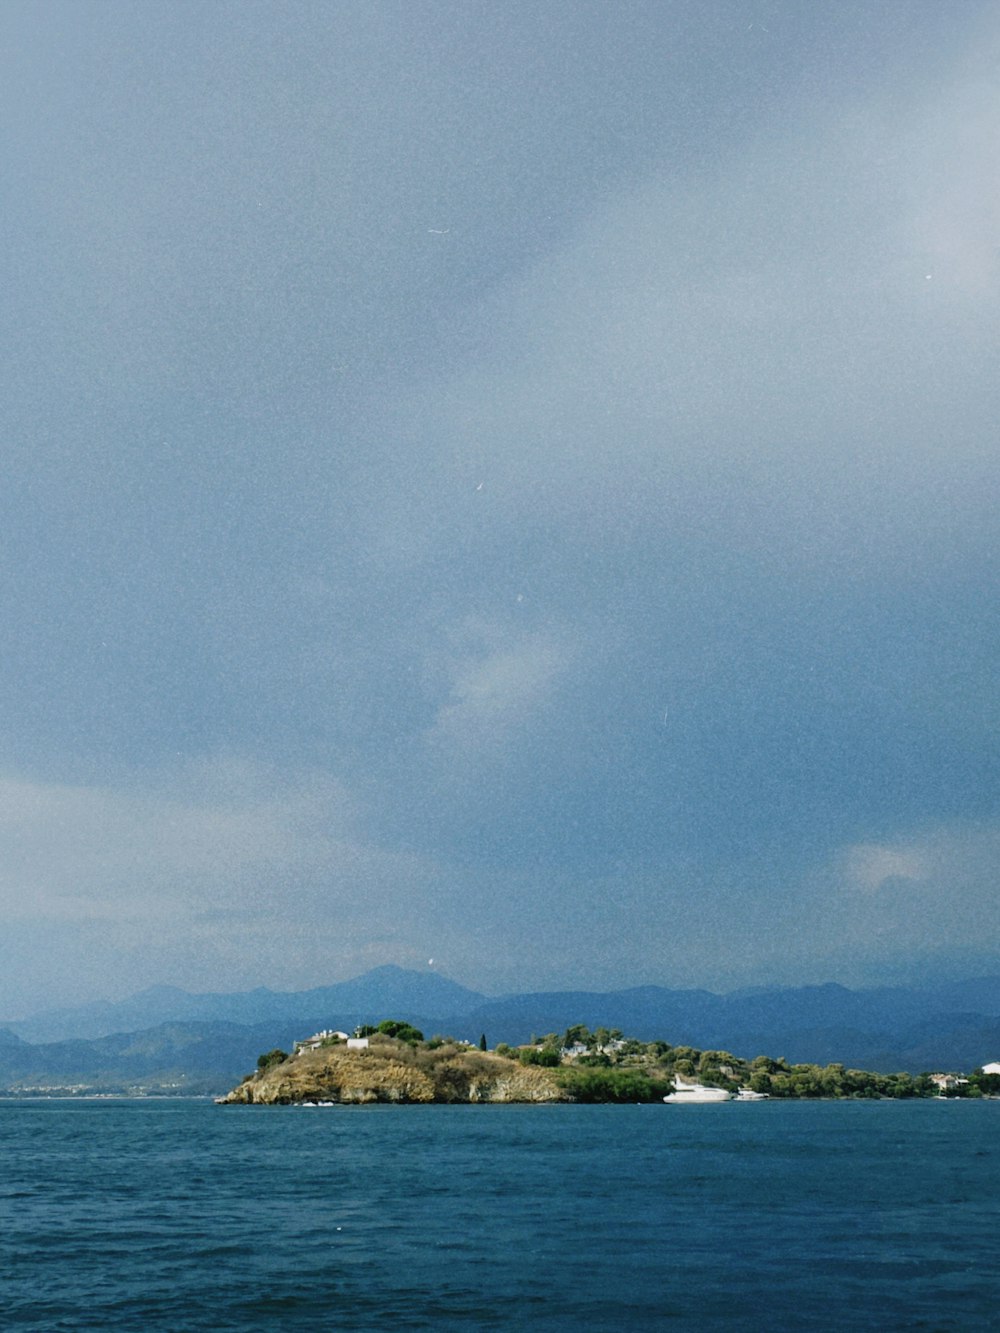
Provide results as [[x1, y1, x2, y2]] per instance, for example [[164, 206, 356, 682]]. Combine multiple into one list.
[[221, 1037, 565, 1104]]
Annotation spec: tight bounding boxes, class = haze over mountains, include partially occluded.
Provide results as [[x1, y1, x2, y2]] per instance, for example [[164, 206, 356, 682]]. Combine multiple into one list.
[[7, 967, 485, 1044], [3, 966, 1000, 1093]]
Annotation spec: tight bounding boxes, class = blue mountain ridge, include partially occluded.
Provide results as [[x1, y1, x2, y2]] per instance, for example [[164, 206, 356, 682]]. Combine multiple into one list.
[[3, 967, 1000, 1088], [5, 965, 487, 1043]]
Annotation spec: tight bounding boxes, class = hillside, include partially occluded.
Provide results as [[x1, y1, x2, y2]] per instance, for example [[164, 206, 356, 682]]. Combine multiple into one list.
[[0, 1020, 304, 1096], [220, 1035, 564, 1105]]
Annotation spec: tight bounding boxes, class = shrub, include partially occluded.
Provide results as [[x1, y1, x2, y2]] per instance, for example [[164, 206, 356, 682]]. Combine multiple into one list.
[[558, 1067, 669, 1103], [520, 1047, 560, 1067]]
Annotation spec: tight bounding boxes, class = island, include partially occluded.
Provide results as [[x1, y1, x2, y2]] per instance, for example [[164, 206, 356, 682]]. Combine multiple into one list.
[[217, 1020, 1000, 1105]]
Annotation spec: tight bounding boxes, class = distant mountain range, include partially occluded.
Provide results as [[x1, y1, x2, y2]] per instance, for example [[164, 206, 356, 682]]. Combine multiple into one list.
[[5, 966, 485, 1044], [2, 965, 1000, 1093]]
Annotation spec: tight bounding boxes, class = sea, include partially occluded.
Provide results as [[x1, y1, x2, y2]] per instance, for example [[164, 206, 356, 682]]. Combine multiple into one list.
[[3, 1098, 998, 1330]]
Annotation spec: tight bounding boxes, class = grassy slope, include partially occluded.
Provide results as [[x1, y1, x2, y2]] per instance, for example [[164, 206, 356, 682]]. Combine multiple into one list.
[[221, 1036, 565, 1104]]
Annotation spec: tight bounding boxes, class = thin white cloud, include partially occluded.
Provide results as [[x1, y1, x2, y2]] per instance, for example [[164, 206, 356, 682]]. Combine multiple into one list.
[[425, 622, 572, 752], [836, 824, 1000, 903], [843, 844, 927, 894], [784, 821, 1000, 980]]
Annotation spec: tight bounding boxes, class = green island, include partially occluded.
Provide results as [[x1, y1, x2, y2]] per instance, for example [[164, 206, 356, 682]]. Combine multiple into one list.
[[218, 1021, 1000, 1105]]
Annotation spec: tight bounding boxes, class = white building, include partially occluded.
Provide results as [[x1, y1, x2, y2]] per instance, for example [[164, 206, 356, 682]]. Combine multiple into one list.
[[929, 1073, 968, 1091], [294, 1029, 349, 1054]]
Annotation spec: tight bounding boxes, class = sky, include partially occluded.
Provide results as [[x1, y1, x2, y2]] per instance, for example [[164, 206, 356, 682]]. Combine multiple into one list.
[[1, 0, 999, 1016]]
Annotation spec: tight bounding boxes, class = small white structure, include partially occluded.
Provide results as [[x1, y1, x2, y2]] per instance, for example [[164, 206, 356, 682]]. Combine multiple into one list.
[[294, 1029, 348, 1054], [562, 1042, 589, 1059], [929, 1073, 968, 1091], [346, 1037, 369, 1050], [981, 1062, 1000, 1075]]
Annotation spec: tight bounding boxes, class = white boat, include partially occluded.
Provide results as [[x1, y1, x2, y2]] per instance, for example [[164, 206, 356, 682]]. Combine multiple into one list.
[[662, 1078, 732, 1104], [735, 1087, 770, 1101]]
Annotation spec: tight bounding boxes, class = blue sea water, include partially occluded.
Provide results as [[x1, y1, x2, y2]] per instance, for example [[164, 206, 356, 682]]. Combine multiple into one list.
[[2, 1098, 998, 1330]]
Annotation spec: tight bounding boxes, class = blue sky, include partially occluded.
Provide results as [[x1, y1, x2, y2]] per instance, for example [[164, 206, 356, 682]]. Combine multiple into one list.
[[2, 1, 998, 1015]]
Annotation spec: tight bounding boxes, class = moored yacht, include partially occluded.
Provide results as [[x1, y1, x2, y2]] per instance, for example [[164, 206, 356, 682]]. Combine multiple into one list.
[[662, 1077, 732, 1103]]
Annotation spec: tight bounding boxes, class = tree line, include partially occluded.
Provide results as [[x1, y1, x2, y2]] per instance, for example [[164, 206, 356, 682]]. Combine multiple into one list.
[[258, 1021, 999, 1101]]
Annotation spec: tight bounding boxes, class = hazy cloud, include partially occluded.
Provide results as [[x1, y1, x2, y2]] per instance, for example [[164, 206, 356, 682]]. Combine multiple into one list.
[[425, 622, 572, 752], [843, 844, 928, 894], [0, 759, 448, 987], [386, 25, 1000, 563]]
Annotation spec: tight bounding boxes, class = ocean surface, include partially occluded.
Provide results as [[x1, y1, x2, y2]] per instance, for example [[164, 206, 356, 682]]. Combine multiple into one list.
[[3, 1098, 998, 1330]]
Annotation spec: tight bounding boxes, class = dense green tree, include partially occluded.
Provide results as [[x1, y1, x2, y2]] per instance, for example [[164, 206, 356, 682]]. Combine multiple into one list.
[[256, 1048, 288, 1070], [376, 1020, 424, 1043]]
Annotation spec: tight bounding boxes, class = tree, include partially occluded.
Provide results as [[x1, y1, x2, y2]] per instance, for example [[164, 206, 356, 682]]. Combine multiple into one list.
[[376, 1019, 424, 1043], [256, 1048, 288, 1071], [479, 1033, 487, 1051]]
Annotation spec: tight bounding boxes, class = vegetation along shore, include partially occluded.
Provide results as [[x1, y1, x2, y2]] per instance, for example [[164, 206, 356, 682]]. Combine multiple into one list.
[[218, 1021, 1000, 1105]]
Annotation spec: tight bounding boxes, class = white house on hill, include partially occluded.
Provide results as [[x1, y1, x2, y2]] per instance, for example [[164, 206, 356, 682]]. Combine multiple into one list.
[[294, 1029, 349, 1054]]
